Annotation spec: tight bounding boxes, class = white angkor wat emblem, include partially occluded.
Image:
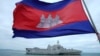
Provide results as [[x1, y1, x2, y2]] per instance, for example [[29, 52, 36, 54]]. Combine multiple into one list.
[[37, 14, 63, 28]]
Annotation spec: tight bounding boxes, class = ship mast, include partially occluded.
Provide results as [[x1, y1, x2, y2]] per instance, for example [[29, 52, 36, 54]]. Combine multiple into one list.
[[57, 40, 60, 45]]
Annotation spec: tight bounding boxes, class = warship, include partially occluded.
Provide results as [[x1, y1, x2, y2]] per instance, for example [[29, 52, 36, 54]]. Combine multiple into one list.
[[26, 41, 81, 55]]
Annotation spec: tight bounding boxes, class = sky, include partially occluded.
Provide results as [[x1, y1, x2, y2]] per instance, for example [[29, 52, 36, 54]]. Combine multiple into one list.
[[0, 0, 100, 53]]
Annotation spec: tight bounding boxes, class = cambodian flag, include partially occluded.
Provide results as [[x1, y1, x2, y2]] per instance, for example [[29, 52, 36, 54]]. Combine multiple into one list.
[[13, 0, 95, 38]]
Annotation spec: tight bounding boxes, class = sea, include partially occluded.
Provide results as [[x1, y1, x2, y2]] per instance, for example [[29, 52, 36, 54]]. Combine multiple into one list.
[[0, 49, 100, 56]]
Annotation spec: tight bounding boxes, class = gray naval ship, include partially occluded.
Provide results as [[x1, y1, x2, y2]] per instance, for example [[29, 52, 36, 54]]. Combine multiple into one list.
[[26, 41, 81, 55]]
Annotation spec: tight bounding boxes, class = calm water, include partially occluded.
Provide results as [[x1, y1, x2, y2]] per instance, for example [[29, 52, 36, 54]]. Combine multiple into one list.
[[0, 49, 100, 56]]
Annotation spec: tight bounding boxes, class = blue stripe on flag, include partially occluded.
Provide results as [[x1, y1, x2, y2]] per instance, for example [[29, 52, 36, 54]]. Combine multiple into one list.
[[20, 0, 73, 11]]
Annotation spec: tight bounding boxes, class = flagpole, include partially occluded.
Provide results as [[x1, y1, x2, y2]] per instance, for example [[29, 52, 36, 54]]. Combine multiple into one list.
[[82, 0, 100, 42]]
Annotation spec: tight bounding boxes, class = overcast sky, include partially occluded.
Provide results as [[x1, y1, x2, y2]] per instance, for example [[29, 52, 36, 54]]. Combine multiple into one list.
[[0, 0, 100, 53]]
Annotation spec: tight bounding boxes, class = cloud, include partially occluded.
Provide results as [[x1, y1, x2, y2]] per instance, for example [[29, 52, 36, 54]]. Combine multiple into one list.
[[40, 0, 63, 3]]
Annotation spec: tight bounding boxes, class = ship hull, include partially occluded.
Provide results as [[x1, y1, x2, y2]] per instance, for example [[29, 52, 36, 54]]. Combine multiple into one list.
[[26, 48, 81, 55], [26, 52, 81, 55]]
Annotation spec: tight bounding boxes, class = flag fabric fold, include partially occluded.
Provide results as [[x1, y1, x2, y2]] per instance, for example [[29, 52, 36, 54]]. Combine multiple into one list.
[[13, 0, 95, 38]]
